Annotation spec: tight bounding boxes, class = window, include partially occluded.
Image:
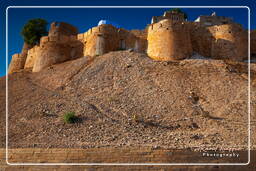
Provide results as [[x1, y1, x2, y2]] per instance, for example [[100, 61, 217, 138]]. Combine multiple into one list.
[[119, 39, 125, 50]]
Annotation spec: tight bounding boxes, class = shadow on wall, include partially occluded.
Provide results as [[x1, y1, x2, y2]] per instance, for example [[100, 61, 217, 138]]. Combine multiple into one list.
[[189, 24, 214, 58], [189, 23, 248, 61]]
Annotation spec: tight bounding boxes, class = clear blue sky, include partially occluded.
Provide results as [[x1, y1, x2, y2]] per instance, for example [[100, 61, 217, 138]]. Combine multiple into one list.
[[0, 0, 255, 77]]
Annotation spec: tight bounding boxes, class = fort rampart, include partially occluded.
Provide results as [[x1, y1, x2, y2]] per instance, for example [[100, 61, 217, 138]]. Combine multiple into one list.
[[147, 19, 192, 61], [8, 12, 253, 74]]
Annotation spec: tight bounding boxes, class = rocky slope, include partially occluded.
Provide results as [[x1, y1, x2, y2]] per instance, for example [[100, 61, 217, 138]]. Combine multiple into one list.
[[1, 50, 255, 151]]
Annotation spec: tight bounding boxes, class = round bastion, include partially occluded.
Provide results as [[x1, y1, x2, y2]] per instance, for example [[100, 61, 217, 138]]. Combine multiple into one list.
[[147, 19, 193, 61]]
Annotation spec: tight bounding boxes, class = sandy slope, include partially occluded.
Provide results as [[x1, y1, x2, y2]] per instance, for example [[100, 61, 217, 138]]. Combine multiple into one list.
[[1, 50, 255, 151]]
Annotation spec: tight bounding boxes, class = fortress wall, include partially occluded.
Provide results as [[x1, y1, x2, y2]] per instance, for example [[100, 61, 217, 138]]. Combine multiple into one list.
[[127, 29, 148, 52], [24, 45, 40, 69], [251, 30, 256, 56], [209, 24, 248, 61], [48, 22, 78, 37], [33, 42, 73, 72], [80, 25, 148, 56], [84, 24, 120, 56], [147, 19, 192, 61], [8, 43, 32, 74], [8, 54, 24, 73], [188, 22, 214, 57], [118, 29, 139, 51], [33, 34, 84, 72]]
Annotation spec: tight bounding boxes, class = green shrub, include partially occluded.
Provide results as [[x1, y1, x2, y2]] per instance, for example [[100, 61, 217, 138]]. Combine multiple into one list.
[[63, 112, 77, 124], [21, 18, 48, 45]]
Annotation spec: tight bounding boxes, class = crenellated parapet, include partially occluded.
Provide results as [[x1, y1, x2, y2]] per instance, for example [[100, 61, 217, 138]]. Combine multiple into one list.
[[48, 22, 78, 37], [188, 22, 248, 61], [33, 34, 83, 72], [8, 43, 32, 74], [76, 24, 147, 57], [8, 12, 251, 74], [8, 54, 25, 74]]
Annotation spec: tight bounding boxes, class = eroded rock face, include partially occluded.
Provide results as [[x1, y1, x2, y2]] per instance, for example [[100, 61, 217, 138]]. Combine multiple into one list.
[[147, 19, 192, 61]]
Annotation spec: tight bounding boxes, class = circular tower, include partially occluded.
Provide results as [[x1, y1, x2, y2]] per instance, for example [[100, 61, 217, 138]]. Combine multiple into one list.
[[147, 19, 192, 61], [84, 24, 119, 56]]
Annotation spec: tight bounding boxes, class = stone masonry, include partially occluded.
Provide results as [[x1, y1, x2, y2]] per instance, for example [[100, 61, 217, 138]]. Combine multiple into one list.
[[8, 11, 253, 73]]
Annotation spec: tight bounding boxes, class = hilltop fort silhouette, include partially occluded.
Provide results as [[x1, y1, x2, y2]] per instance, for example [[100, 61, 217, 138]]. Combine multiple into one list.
[[8, 10, 256, 73]]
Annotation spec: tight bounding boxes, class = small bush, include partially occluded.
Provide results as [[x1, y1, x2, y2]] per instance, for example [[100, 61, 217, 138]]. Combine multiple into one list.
[[21, 18, 48, 45], [63, 112, 77, 124], [132, 114, 140, 122]]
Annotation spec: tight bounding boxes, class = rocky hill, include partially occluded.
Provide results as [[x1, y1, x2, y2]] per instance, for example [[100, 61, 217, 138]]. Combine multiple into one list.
[[1, 50, 255, 151]]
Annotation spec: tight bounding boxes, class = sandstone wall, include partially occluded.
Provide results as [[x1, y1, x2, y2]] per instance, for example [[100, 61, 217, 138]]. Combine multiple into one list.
[[33, 35, 83, 72], [251, 30, 256, 57], [147, 19, 192, 61], [8, 43, 32, 74], [48, 22, 78, 37], [78, 24, 146, 57], [8, 54, 25, 74], [24, 45, 40, 69], [151, 11, 185, 24], [9, 20, 250, 74], [188, 22, 248, 61], [77, 25, 118, 56], [209, 24, 248, 61], [188, 22, 214, 57], [130, 29, 148, 52]]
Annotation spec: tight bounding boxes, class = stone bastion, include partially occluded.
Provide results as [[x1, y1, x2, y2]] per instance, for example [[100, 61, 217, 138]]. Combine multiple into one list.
[[8, 16, 254, 74], [147, 19, 193, 61]]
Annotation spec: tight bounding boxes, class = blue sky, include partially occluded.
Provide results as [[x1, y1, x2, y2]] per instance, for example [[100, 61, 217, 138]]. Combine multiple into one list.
[[0, 0, 255, 77]]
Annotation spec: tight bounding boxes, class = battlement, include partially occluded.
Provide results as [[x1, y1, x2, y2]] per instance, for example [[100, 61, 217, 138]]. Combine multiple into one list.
[[147, 19, 192, 61], [151, 10, 185, 24], [8, 53, 27, 73], [9, 12, 251, 74], [49, 22, 78, 37], [148, 21, 188, 33], [195, 13, 233, 27], [12, 53, 20, 58], [208, 23, 244, 35], [39, 34, 78, 47]]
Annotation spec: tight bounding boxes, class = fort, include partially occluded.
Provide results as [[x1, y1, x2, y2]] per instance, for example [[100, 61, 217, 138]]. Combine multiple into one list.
[[8, 10, 255, 73]]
